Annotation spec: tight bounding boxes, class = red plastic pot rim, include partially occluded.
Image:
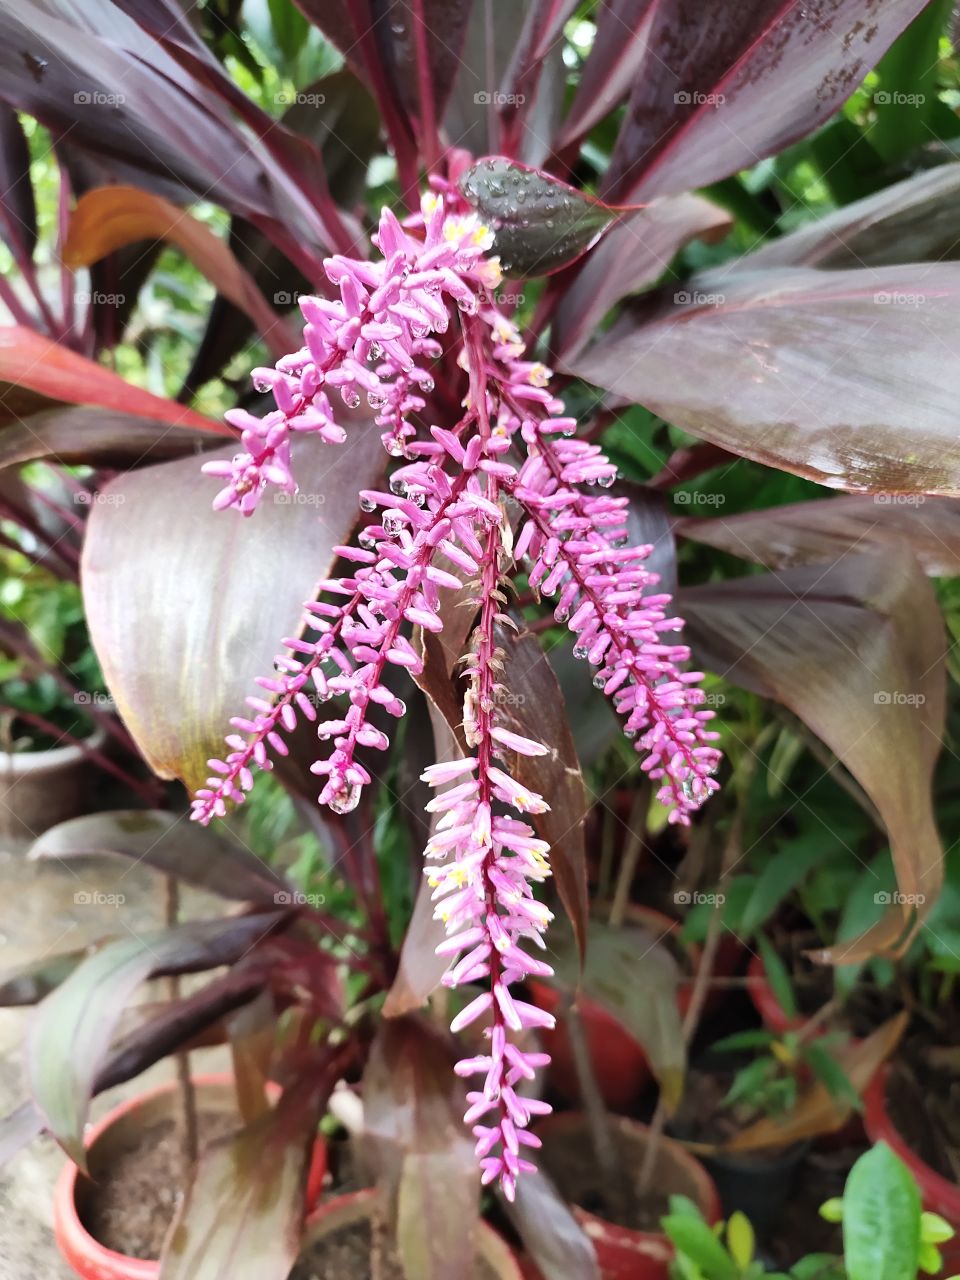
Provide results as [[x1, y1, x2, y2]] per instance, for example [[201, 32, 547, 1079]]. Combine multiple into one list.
[[864, 1065, 960, 1222], [53, 1073, 282, 1280]]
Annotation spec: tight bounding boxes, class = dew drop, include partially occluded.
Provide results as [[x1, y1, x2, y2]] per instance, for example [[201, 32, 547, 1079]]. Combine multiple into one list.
[[572, 644, 588, 660], [420, 375, 435, 393], [386, 437, 405, 457], [329, 783, 361, 815], [592, 673, 606, 690], [598, 471, 617, 488], [253, 376, 272, 393], [341, 387, 361, 409], [367, 390, 386, 409], [360, 495, 377, 512]]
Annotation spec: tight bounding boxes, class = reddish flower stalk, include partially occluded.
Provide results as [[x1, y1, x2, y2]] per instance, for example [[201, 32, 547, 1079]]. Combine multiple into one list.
[[192, 185, 721, 1196]]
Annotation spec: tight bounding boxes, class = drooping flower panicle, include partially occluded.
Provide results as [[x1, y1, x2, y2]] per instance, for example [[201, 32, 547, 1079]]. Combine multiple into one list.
[[192, 185, 722, 1198]]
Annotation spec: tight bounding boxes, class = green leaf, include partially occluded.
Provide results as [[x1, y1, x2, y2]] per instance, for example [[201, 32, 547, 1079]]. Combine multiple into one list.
[[756, 935, 798, 1020], [662, 1213, 738, 1280], [804, 1043, 861, 1113], [842, 1142, 922, 1280], [727, 1211, 755, 1270], [739, 836, 847, 936]]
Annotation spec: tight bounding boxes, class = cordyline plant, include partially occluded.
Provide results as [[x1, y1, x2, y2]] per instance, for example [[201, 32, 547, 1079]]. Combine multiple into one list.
[[191, 173, 722, 1195], [0, 0, 957, 1275]]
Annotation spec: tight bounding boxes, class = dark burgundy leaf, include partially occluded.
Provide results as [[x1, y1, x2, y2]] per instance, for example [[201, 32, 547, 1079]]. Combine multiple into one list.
[[0, 0, 342, 260], [0, 104, 36, 259], [745, 162, 960, 270], [600, 0, 929, 202], [567, 264, 960, 495], [682, 548, 945, 962], [550, 195, 731, 361], [555, 0, 657, 150], [184, 70, 380, 393], [28, 911, 286, 1165], [0, 407, 207, 470], [81, 432, 386, 792], [676, 495, 960, 576], [29, 810, 290, 907], [459, 157, 618, 277]]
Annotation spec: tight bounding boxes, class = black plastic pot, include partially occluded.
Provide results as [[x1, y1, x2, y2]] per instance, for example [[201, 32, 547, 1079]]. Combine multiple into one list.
[[696, 1143, 810, 1235]]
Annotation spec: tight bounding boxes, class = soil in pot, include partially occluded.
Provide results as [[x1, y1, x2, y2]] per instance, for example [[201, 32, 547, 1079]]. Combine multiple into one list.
[[290, 1219, 499, 1280], [81, 1110, 237, 1258], [669, 1066, 808, 1234], [885, 1031, 960, 1182], [537, 1123, 676, 1231]]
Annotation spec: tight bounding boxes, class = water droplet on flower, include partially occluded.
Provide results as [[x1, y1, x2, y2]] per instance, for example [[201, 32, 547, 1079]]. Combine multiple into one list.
[[420, 376, 435, 393], [457, 294, 479, 315], [360, 495, 377, 512], [681, 778, 699, 803], [394, 698, 406, 716], [623, 726, 637, 740], [253, 376, 271, 393], [592, 674, 606, 690], [341, 387, 361, 409], [554, 606, 569, 623], [370, 342, 383, 361], [367, 390, 386, 409], [572, 644, 588, 660], [598, 471, 617, 488], [386, 436, 405, 457], [560, 422, 576, 437], [329, 783, 361, 814]]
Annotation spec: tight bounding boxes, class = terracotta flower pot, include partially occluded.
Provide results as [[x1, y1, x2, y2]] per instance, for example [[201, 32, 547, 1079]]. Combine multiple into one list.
[[0, 725, 106, 840], [299, 1187, 523, 1278], [530, 1113, 721, 1280], [530, 906, 722, 1111], [53, 1074, 324, 1280], [865, 1066, 960, 1275]]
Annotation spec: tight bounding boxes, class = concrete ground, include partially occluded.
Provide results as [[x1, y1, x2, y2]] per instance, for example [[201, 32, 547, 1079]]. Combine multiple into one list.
[[0, 840, 229, 1279]]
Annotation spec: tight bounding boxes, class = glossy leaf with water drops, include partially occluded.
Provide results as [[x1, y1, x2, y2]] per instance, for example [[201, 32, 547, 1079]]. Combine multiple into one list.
[[459, 157, 619, 277]]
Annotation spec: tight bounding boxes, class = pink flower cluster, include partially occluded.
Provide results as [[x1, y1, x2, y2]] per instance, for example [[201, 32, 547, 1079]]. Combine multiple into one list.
[[193, 188, 721, 1198]]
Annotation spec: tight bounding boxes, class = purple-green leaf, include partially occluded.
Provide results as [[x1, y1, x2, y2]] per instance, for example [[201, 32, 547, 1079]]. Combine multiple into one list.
[[160, 1072, 329, 1280], [568, 264, 960, 495], [29, 810, 290, 907], [459, 157, 618, 277], [363, 1018, 479, 1280], [0, 407, 208, 470], [682, 547, 945, 962], [676, 495, 960, 577], [744, 163, 960, 270], [504, 1169, 599, 1280], [81, 432, 386, 792], [28, 912, 285, 1166], [550, 194, 731, 361]]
